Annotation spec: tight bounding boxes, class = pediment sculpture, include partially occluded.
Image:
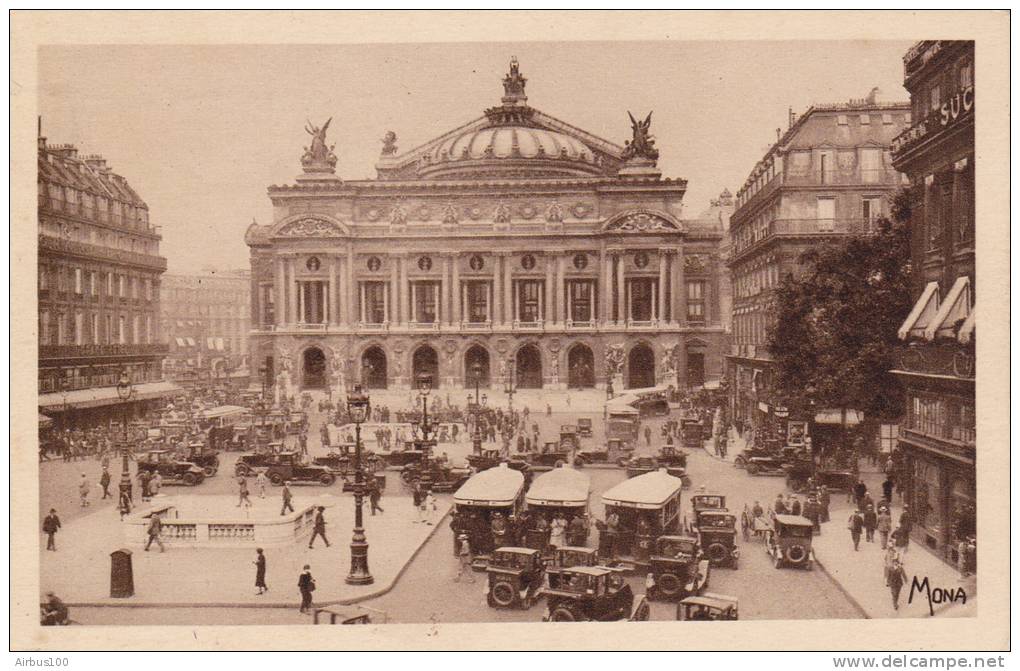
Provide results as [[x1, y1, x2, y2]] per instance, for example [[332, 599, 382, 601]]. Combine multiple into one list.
[[604, 211, 681, 233], [276, 217, 348, 238]]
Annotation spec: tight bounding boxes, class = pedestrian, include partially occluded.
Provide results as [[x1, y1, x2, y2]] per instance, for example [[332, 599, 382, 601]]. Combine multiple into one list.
[[150, 471, 162, 497], [644, 426, 652, 447], [144, 514, 165, 552], [78, 473, 91, 508], [454, 533, 475, 583], [308, 506, 330, 548], [118, 488, 131, 520], [254, 547, 268, 595], [424, 490, 437, 525], [848, 509, 864, 551], [604, 511, 620, 559], [298, 565, 315, 614], [888, 558, 907, 611], [40, 592, 69, 626], [893, 523, 910, 555], [853, 479, 867, 510], [280, 481, 294, 516], [883, 545, 900, 585], [256, 470, 267, 498], [99, 467, 112, 500], [549, 513, 567, 549], [237, 476, 252, 508], [864, 504, 877, 543], [774, 494, 788, 516], [882, 476, 894, 502], [369, 481, 384, 515], [42, 508, 61, 551], [789, 496, 802, 517], [412, 483, 425, 523], [804, 496, 821, 535], [818, 486, 831, 523], [877, 507, 893, 549], [139, 470, 151, 502]]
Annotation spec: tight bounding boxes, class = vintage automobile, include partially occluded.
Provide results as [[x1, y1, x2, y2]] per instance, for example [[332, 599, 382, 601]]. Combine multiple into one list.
[[453, 464, 527, 567], [690, 494, 727, 518], [739, 452, 788, 476], [559, 425, 580, 452], [680, 418, 704, 449], [136, 450, 206, 486], [676, 593, 739, 621], [466, 449, 534, 480], [657, 445, 689, 469], [541, 566, 650, 622], [545, 546, 600, 589], [234, 448, 282, 477], [484, 547, 546, 609], [600, 468, 685, 567], [178, 441, 220, 477], [692, 510, 740, 568], [622, 456, 691, 487], [574, 439, 634, 467], [380, 448, 427, 469], [525, 466, 592, 549], [400, 461, 472, 493], [526, 445, 571, 468], [576, 418, 593, 438], [264, 451, 337, 486], [647, 535, 711, 601], [763, 514, 815, 569], [606, 405, 640, 449], [784, 460, 857, 494], [314, 444, 383, 475]]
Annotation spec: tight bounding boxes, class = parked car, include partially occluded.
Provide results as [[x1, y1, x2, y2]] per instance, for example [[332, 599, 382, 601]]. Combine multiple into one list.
[[676, 593, 739, 621], [574, 440, 634, 467], [400, 461, 472, 493], [647, 535, 711, 601], [178, 442, 220, 477], [541, 566, 650, 622], [264, 451, 337, 486], [622, 456, 690, 487], [136, 450, 205, 486], [235, 450, 280, 477], [763, 514, 815, 569], [576, 418, 593, 438], [656, 445, 689, 469], [545, 546, 600, 589], [484, 547, 545, 609], [380, 449, 426, 469]]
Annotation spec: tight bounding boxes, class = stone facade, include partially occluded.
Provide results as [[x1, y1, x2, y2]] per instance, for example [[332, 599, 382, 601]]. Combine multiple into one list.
[[245, 61, 725, 398]]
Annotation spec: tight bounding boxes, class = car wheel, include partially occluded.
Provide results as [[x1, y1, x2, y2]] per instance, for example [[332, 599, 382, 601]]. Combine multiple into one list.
[[706, 543, 729, 565], [747, 463, 760, 475], [656, 573, 682, 597], [489, 581, 517, 608], [734, 456, 746, 469], [269, 472, 284, 486], [320, 473, 336, 486], [235, 464, 249, 477], [203, 466, 216, 477], [182, 472, 197, 486], [786, 544, 808, 563], [549, 606, 577, 622], [574, 457, 585, 467], [554, 459, 566, 468]]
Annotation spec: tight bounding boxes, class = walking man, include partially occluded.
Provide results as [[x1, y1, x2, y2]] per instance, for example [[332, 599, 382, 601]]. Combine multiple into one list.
[[42, 508, 61, 551], [256, 470, 267, 499], [144, 514, 165, 552], [848, 509, 864, 551], [644, 426, 652, 447], [99, 467, 111, 500], [78, 473, 91, 508], [298, 565, 315, 614], [237, 476, 252, 508], [308, 506, 330, 548], [818, 486, 831, 523], [864, 504, 877, 543], [369, 482, 384, 515], [139, 470, 151, 503], [424, 490, 437, 525], [253, 548, 268, 595], [877, 506, 893, 549], [888, 558, 907, 611], [412, 482, 425, 523], [280, 481, 294, 516], [454, 534, 474, 583], [151, 471, 162, 497]]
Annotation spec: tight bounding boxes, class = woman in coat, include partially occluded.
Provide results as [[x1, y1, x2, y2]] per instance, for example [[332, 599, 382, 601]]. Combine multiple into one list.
[[254, 548, 268, 595], [549, 513, 568, 550]]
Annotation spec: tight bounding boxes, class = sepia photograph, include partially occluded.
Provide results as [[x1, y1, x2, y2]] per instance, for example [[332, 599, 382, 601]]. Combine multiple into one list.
[[9, 10, 1010, 655]]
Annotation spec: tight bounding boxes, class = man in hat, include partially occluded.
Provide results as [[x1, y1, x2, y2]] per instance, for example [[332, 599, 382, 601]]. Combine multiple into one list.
[[297, 565, 315, 614], [40, 592, 68, 626], [454, 534, 474, 583], [42, 508, 61, 551], [144, 514, 165, 552], [280, 481, 294, 516], [99, 466, 112, 500], [308, 506, 330, 548], [78, 473, 91, 508]]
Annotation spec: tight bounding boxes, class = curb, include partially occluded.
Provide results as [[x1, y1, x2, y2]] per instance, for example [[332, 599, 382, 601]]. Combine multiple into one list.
[[64, 507, 453, 610], [811, 553, 872, 620]]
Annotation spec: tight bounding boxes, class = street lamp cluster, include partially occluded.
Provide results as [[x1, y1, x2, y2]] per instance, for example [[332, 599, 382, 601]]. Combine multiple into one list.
[[343, 383, 373, 585], [467, 362, 487, 457], [115, 370, 135, 511], [414, 372, 436, 491]]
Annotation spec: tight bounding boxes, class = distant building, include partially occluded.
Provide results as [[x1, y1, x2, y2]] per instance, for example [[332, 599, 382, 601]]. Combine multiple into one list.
[[37, 133, 171, 427], [245, 60, 727, 398], [724, 92, 911, 436], [161, 269, 252, 385], [689, 189, 735, 334], [891, 41, 975, 564]]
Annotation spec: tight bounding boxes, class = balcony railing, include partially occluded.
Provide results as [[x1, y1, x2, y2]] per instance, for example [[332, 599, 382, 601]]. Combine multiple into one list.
[[781, 169, 904, 188], [38, 234, 167, 271], [39, 343, 169, 359]]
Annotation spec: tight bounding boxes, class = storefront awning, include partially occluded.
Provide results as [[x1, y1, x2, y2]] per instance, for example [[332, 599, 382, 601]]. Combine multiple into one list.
[[898, 281, 940, 340], [925, 276, 971, 341], [814, 409, 863, 425], [958, 308, 976, 345], [39, 381, 182, 410]]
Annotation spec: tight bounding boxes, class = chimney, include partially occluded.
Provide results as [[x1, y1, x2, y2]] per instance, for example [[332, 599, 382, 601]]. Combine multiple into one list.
[[788, 107, 796, 129], [775, 127, 781, 142], [84, 154, 108, 171]]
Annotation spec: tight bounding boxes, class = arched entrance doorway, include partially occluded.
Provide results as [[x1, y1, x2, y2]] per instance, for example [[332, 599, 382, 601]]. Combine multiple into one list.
[[303, 347, 326, 389], [361, 346, 388, 389], [567, 344, 596, 389], [464, 345, 490, 388], [412, 345, 440, 388], [627, 343, 655, 389], [516, 344, 543, 389]]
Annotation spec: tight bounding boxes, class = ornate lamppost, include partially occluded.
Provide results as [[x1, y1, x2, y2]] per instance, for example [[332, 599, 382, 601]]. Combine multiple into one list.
[[415, 373, 436, 491], [115, 370, 135, 507], [504, 366, 515, 413], [345, 384, 373, 586], [468, 362, 488, 457]]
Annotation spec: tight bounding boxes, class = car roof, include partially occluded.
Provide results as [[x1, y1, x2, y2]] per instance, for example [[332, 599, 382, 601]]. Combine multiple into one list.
[[454, 464, 525, 504], [603, 469, 683, 507], [561, 566, 615, 577], [493, 546, 540, 556], [558, 546, 595, 553], [699, 510, 735, 517], [774, 514, 814, 526], [658, 534, 698, 543], [681, 593, 739, 609]]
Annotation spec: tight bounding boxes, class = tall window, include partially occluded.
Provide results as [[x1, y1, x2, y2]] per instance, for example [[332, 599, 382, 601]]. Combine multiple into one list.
[[118, 315, 126, 344], [860, 148, 883, 184], [411, 281, 439, 323], [464, 281, 490, 323], [687, 281, 706, 323], [516, 280, 543, 323], [91, 314, 99, 344], [260, 285, 275, 326], [89, 271, 97, 296], [568, 280, 595, 323], [106, 272, 113, 296], [955, 160, 974, 244], [816, 197, 836, 231], [40, 311, 49, 345], [628, 278, 655, 322], [105, 315, 112, 344], [929, 84, 941, 114], [131, 277, 138, 299], [39, 266, 49, 291], [133, 315, 140, 344], [362, 282, 388, 324], [819, 152, 832, 184], [862, 197, 883, 230], [118, 274, 125, 297], [74, 312, 83, 345], [146, 315, 152, 344]]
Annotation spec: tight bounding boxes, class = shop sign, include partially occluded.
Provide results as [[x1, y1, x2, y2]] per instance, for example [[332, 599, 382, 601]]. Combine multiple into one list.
[[939, 86, 974, 127], [774, 406, 789, 418], [758, 402, 770, 413]]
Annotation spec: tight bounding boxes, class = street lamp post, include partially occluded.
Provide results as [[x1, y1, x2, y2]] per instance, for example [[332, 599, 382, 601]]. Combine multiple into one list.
[[415, 373, 435, 491], [345, 384, 373, 586], [504, 367, 515, 413], [115, 370, 135, 507], [469, 362, 487, 456]]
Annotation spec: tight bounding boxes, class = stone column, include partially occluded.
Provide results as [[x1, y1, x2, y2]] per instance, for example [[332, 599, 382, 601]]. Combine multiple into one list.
[[287, 257, 298, 325], [675, 246, 686, 327], [389, 254, 399, 324], [297, 281, 305, 324], [501, 253, 512, 324], [328, 257, 338, 325], [441, 255, 450, 325], [493, 255, 502, 326], [399, 254, 409, 325], [556, 254, 566, 324], [346, 247, 355, 326], [599, 249, 609, 324], [544, 256, 555, 323], [451, 253, 460, 325], [275, 257, 285, 327], [615, 252, 626, 324], [658, 252, 668, 323]]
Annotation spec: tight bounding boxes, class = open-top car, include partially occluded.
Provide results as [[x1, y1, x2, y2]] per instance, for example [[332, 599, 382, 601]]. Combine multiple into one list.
[[763, 514, 815, 570], [647, 535, 711, 601], [541, 566, 650, 622], [740, 453, 788, 476], [676, 593, 739, 621], [179, 441, 220, 477], [137, 449, 205, 486], [691, 510, 740, 568], [484, 547, 545, 609], [264, 451, 337, 486]]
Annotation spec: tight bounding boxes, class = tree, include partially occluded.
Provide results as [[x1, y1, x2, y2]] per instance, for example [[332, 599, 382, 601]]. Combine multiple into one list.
[[767, 191, 913, 425]]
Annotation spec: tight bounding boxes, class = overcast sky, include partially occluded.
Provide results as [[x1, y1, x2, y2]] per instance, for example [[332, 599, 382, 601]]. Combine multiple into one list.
[[39, 41, 912, 273]]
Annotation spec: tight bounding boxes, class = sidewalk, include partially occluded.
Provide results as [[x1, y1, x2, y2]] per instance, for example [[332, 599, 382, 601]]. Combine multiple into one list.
[[701, 428, 742, 464], [41, 490, 451, 608], [811, 468, 976, 619]]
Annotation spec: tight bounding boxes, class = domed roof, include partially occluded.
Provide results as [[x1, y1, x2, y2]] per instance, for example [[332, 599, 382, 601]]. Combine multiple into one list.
[[434, 126, 592, 162]]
